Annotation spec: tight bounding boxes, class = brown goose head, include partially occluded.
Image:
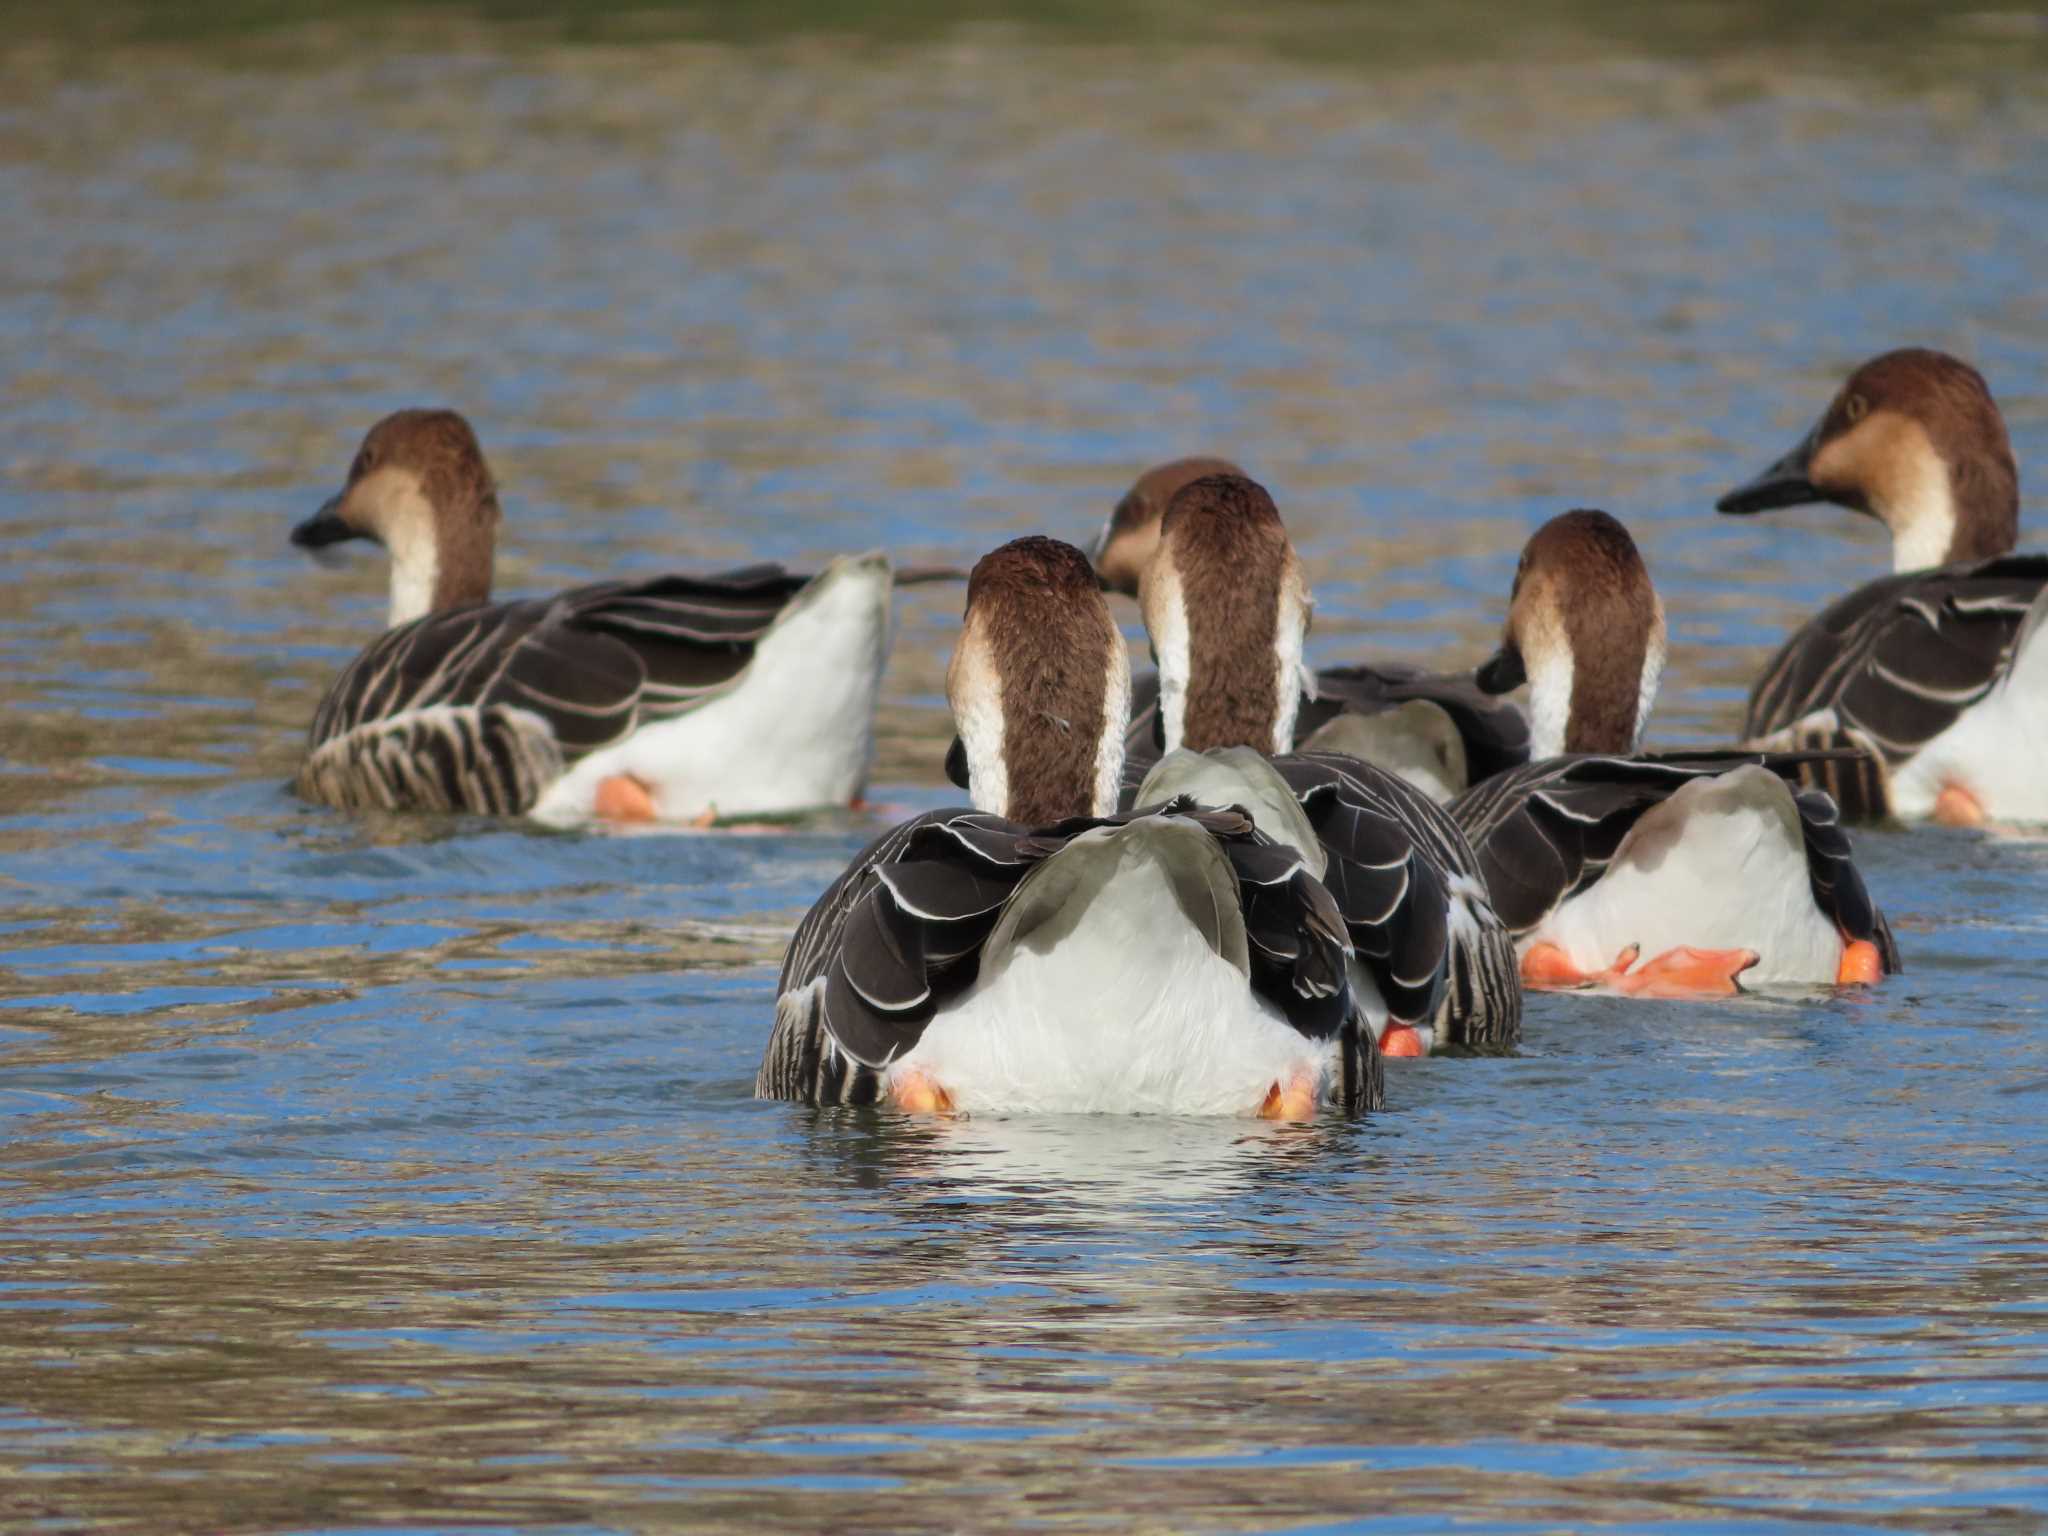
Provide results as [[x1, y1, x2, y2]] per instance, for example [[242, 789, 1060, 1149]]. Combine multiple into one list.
[[1716, 347, 2017, 572], [946, 536, 1131, 825], [293, 408, 502, 628], [1089, 455, 1247, 597], [1477, 509, 1665, 760], [1137, 474, 1311, 755]]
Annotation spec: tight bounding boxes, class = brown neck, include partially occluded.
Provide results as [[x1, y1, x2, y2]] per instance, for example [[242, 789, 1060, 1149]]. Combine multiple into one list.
[[951, 537, 1127, 824], [1563, 677, 1641, 754], [1947, 452, 2020, 561], [998, 652, 1116, 824], [1562, 630, 1648, 756], [430, 488, 501, 611], [1182, 596, 1283, 752]]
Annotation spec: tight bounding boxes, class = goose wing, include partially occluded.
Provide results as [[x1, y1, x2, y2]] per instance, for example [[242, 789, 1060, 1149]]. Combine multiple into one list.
[[1277, 752, 1521, 1051], [1744, 554, 2048, 817]]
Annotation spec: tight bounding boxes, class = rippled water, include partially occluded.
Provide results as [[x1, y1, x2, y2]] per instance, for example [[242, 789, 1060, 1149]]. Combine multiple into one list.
[[5, 7, 2048, 1530]]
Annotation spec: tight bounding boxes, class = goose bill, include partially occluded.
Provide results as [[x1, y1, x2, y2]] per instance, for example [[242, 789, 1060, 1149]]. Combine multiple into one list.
[[1475, 644, 1526, 695], [1716, 424, 1824, 514], [291, 493, 362, 550]]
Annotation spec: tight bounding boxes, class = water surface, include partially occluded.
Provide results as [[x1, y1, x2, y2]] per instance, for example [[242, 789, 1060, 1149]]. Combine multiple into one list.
[[4, 8, 2048, 1530]]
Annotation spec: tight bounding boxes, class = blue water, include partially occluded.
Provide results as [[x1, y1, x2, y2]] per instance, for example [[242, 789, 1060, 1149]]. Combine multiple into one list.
[[4, 15, 2048, 1531]]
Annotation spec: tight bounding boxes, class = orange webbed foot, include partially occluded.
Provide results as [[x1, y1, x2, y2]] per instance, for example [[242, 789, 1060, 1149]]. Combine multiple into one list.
[[1380, 1024, 1426, 1059], [1934, 784, 1987, 827], [594, 773, 658, 822], [1837, 937, 1884, 986], [1257, 1071, 1320, 1120], [1521, 941, 1640, 991], [889, 1068, 956, 1114], [1610, 945, 1759, 998]]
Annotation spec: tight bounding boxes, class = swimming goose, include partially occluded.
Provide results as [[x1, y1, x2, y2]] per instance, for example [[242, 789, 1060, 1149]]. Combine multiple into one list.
[[1716, 347, 2048, 825], [1450, 509, 1898, 996], [1092, 458, 1529, 802], [290, 408, 893, 824], [1117, 472, 1523, 1057], [758, 535, 1384, 1118]]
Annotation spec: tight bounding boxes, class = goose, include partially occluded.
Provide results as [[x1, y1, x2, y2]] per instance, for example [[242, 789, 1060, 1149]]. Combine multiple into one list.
[[1449, 509, 1898, 996], [758, 535, 1398, 1118], [290, 408, 893, 825], [1114, 472, 1523, 1057], [1090, 458, 1530, 803], [1715, 347, 2048, 825]]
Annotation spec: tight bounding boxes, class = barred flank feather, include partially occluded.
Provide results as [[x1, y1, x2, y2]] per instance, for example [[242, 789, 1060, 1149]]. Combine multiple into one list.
[[1441, 903, 1522, 1052], [295, 704, 563, 816], [1743, 717, 1891, 826]]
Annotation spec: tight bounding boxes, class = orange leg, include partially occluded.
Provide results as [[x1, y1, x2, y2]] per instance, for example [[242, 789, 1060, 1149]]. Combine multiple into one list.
[[1257, 1070, 1320, 1120], [1610, 946, 1759, 998], [1837, 936, 1884, 986], [889, 1067, 956, 1114], [1934, 784, 1987, 827], [1380, 1024, 1426, 1058], [594, 773, 658, 822]]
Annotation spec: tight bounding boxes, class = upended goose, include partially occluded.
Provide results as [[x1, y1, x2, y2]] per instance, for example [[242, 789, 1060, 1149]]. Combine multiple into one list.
[[1117, 472, 1523, 1057], [759, 535, 1423, 1117], [1449, 509, 1898, 996], [1090, 457, 1530, 802], [290, 408, 892, 825], [1716, 347, 2048, 825]]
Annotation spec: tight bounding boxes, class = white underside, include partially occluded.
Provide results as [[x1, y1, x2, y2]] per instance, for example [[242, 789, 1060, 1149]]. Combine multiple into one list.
[[889, 819, 1332, 1116], [1889, 593, 2048, 822], [1524, 765, 1842, 986], [530, 553, 892, 825]]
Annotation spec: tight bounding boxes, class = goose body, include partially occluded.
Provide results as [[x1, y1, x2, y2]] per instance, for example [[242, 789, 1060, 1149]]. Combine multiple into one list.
[[1093, 457, 1530, 802], [1717, 348, 2048, 824], [1451, 754, 1898, 988], [759, 536, 1378, 1117], [760, 799, 1371, 1114], [1115, 472, 1523, 1053], [1454, 510, 1896, 994], [291, 409, 892, 823]]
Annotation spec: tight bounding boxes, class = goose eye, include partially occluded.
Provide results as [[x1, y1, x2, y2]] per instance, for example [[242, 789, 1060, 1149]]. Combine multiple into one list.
[[1844, 393, 1868, 423]]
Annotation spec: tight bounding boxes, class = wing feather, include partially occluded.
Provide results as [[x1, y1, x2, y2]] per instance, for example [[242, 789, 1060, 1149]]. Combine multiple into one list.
[[1745, 554, 2048, 817]]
